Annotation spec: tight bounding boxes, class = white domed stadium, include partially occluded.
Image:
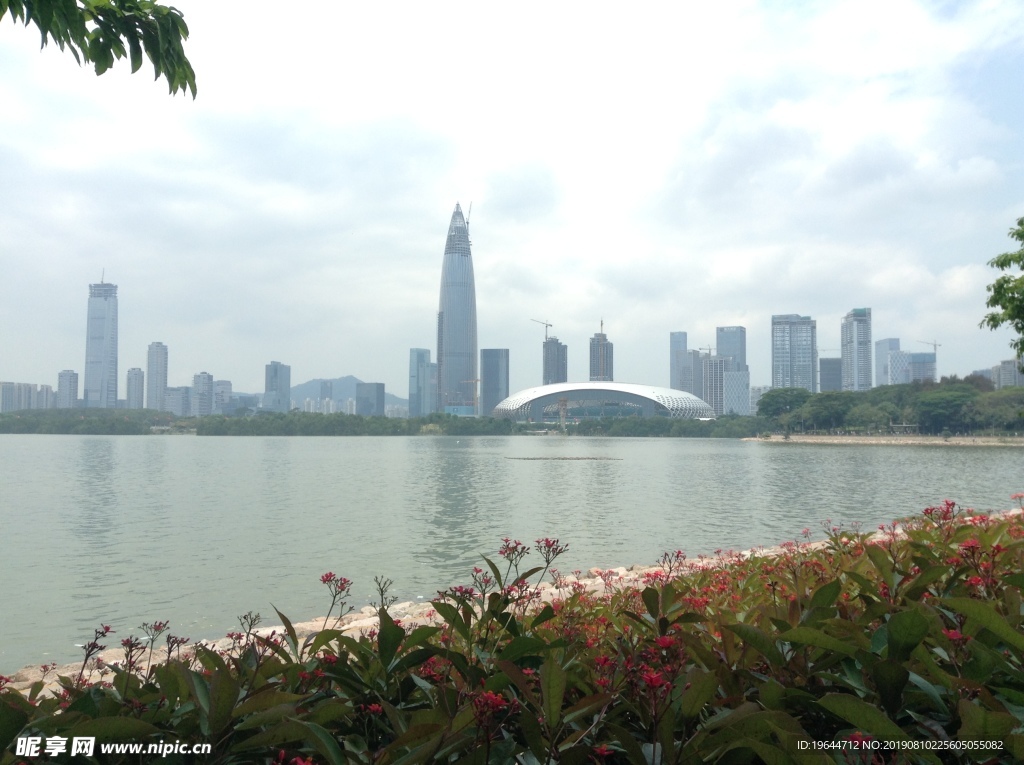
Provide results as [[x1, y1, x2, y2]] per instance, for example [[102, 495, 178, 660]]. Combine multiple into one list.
[[492, 382, 715, 421]]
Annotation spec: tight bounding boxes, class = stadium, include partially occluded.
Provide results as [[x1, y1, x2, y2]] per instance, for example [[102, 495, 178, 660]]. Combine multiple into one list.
[[492, 382, 716, 422]]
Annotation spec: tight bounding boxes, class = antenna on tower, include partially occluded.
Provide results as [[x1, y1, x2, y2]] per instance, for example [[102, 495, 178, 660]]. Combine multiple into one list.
[[466, 201, 472, 226], [101, 268, 105, 283]]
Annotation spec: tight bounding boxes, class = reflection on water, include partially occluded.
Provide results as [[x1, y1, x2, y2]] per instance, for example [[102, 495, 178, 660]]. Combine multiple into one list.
[[1, 434, 1021, 672]]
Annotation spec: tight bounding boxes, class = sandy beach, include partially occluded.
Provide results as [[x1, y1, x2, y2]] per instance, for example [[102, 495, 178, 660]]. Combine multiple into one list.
[[745, 434, 1024, 447]]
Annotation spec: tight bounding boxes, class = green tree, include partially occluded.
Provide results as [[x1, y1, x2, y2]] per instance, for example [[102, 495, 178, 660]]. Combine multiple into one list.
[[1, 0, 196, 96], [981, 215, 1024, 364], [755, 387, 811, 419]]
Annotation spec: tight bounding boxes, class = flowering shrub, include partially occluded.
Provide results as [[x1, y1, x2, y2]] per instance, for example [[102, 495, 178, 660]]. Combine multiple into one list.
[[3, 508, 1024, 763]]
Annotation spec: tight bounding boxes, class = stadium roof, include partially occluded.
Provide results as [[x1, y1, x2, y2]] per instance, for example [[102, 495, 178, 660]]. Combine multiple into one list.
[[492, 382, 716, 421]]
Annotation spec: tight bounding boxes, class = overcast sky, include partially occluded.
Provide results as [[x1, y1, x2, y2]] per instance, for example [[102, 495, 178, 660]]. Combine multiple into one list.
[[2, 1, 1023, 398]]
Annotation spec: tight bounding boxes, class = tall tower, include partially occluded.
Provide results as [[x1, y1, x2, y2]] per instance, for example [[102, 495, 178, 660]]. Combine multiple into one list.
[[480, 349, 509, 416], [436, 203, 478, 414], [669, 332, 687, 390], [147, 342, 168, 411], [126, 368, 145, 409], [408, 348, 434, 418], [771, 314, 818, 393], [264, 361, 291, 413], [542, 337, 568, 385], [841, 308, 872, 391], [83, 281, 118, 408], [589, 323, 613, 382]]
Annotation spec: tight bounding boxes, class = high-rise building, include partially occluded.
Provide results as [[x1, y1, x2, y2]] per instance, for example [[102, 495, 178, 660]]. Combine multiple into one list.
[[480, 349, 510, 416], [750, 385, 772, 415], [126, 368, 145, 409], [992, 358, 1024, 389], [841, 308, 872, 391], [214, 380, 233, 414], [589, 326, 613, 382], [682, 349, 707, 401], [355, 382, 386, 417], [542, 336, 568, 385], [408, 349, 436, 418], [164, 386, 191, 417], [669, 332, 687, 390], [37, 385, 54, 409], [436, 203, 478, 414], [264, 361, 291, 413], [146, 342, 168, 411], [771, 314, 818, 393], [875, 338, 900, 387], [192, 372, 213, 417], [702, 356, 750, 416], [715, 326, 749, 412], [819, 358, 842, 391], [83, 281, 118, 408], [57, 370, 78, 409], [888, 352, 936, 385], [716, 326, 747, 370]]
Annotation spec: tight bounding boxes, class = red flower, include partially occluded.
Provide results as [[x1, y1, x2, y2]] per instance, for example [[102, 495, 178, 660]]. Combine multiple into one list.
[[655, 635, 676, 649]]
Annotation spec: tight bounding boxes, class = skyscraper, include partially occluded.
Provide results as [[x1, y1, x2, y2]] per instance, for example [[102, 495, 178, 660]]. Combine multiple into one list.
[[771, 314, 818, 392], [192, 372, 214, 417], [819, 358, 842, 391], [436, 203, 478, 414], [356, 382, 386, 416], [543, 336, 568, 385], [669, 332, 687, 390], [480, 349, 509, 416], [408, 348, 435, 418], [147, 342, 168, 411], [875, 338, 900, 387], [716, 326, 747, 370], [57, 370, 78, 409], [126, 368, 145, 409], [589, 325, 613, 382], [83, 281, 118, 408], [841, 308, 872, 391], [264, 361, 291, 413]]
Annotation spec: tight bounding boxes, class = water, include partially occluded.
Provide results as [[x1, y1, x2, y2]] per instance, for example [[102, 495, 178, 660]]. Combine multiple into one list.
[[2, 434, 1020, 673]]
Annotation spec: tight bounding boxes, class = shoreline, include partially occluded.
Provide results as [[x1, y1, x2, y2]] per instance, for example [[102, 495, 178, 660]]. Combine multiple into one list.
[[13, 508, 1024, 693], [744, 433, 1024, 447]]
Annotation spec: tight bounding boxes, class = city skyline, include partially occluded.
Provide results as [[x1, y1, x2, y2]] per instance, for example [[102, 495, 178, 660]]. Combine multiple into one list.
[[2, 3, 1023, 395]]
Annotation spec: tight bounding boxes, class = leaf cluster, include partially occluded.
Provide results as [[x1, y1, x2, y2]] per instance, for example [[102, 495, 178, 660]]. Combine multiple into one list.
[[1, 0, 196, 96]]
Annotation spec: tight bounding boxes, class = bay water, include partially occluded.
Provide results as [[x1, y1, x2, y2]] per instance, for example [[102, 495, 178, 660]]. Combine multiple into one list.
[[1, 434, 1021, 673]]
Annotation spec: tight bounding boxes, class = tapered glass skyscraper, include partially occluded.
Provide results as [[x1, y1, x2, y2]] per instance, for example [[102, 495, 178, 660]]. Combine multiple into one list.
[[436, 203, 478, 414], [83, 281, 118, 408]]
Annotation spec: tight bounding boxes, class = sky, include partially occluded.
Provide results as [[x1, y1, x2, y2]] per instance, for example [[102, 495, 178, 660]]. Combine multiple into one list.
[[2, 1, 1024, 398]]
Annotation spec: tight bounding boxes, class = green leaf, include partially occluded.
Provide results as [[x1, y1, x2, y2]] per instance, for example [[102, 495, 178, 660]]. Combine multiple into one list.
[[540, 656, 567, 727], [642, 586, 661, 620], [378, 607, 405, 670], [272, 604, 299, 656], [817, 693, 910, 742], [779, 626, 858, 657], [726, 623, 786, 667], [604, 722, 649, 765], [293, 719, 349, 765], [67, 717, 162, 740], [531, 603, 556, 630], [942, 597, 1024, 652], [232, 689, 306, 718], [677, 667, 719, 721], [498, 635, 550, 663], [865, 544, 895, 585], [871, 659, 909, 716], [810, 578, 842, 609], [957, 700, 1016, 742], [0, 701, 30, 753], [887, 608, 929, 662], [1003, 572, 1024, 589], [431, 600, 470, 643]]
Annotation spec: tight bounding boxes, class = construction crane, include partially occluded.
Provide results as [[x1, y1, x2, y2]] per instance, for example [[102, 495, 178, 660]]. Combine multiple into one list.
[[917, 340, 942, 355], [531, 319, 553, 341]]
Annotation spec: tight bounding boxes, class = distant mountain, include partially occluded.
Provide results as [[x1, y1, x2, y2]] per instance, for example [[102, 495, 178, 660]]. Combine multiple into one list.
[[291, 376, 407, 407]]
